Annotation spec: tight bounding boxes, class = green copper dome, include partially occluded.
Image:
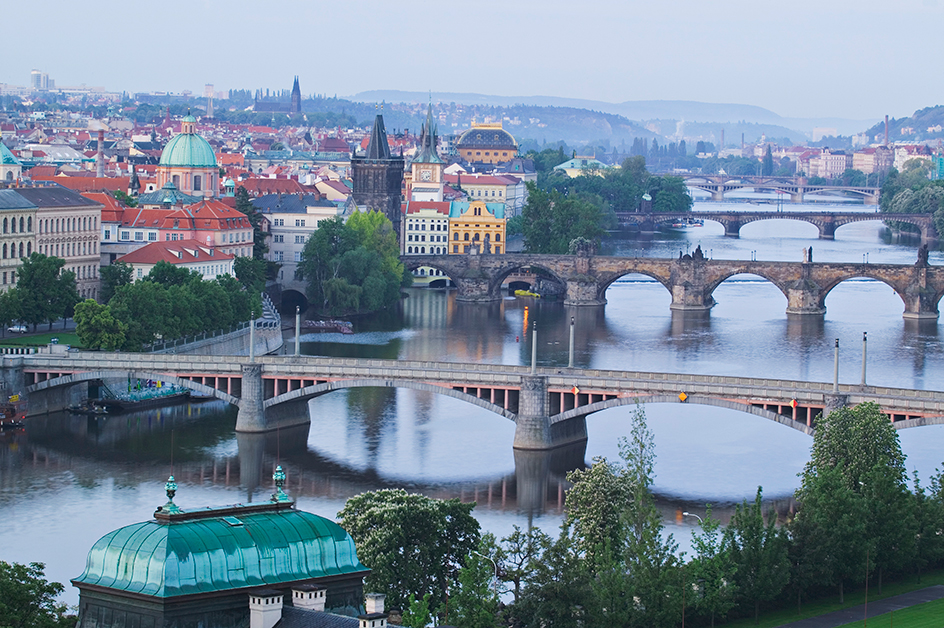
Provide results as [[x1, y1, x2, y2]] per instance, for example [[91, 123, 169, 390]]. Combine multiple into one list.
[[73, 502, 367, 598], [0, 143, 21, 165], [159, 121, 216, 168]]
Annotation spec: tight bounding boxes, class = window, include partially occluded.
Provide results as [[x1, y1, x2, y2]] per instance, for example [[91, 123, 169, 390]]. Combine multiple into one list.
[[496, 234, 501, 242], [294, 251, 302, 262], [193, 175, 201, 191], [122, 230, 131, 240], [295, 219, 305, 227], [135, 231, 143, 241], [26, 217, 31, 232], [274, 218, 284, 226], [165, 234, 170, 241], [464, 233, 470, 241], [19, 217, 24, 232], [274, 235, 284, 243], [136, 268, 143, 278], [453, 245, 459, 253], [421, 235, 425, 242], [453, 233, 458, 241], [295, 235, 305, 244], [172, 174, 180, 187], [104, 229, 111, 240], [408, 246, 413, 254], [148, 232, 157, 241], [229, 233, 234, 243], [275, 251, 283, 261]]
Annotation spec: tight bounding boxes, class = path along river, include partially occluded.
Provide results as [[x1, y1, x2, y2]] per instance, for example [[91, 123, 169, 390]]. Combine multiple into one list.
[[4, 195, 944, 605]]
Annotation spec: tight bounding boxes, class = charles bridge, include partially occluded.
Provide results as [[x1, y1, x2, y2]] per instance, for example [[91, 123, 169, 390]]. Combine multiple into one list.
[[8, 352, 944, 451], [613, 210, 938, 242], [403, 250, 944, 319]]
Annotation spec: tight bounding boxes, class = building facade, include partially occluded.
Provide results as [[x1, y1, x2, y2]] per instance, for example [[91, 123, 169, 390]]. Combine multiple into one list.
[[251, 193, 340, 283], [448, 200, 506, 254], [16, 186, 101, 300], [409, 105, 445, 203], [455, 122, 518, 165], [0, 190, 37, 290], [117, 239, 234, 281], [404, 201, 450, 255]]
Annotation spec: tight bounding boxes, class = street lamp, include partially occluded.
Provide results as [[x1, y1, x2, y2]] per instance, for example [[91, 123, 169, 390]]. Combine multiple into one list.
[[682, 511, 703, 524], [471, 549, 500, 600]]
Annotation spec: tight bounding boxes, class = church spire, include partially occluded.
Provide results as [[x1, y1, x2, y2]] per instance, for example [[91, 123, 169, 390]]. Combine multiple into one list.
[[414, 102, 442, 164], [366, 113, 391, 160], [291, 76, 301, 114]]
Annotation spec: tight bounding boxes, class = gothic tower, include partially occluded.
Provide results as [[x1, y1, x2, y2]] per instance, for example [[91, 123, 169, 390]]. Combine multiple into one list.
[[410, 103, 445, 202], [290, 77, 301, 114], [351, 113, 405, 240]]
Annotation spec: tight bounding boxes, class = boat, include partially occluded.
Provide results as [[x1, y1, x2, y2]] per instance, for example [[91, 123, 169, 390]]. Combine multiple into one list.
[[302, 319, 354, 334], [96, 381, 192, 413], [0, 400, 25, 431], [664, 218, 704, 231], [514, 289, 541, 298], [69, 400, 109, 416]]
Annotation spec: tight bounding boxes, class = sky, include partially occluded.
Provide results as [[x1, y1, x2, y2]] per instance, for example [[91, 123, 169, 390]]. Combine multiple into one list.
[[4, 0, 941, 122]]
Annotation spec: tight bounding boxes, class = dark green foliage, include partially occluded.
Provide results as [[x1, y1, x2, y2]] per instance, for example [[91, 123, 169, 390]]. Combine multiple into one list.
[[298, 211, 406, 315], [99, 261, 132, 303], [450, 540, 500, 628], [73, 299, 127, 350], [688, 506, 738, 627], [234, 186, 268, 259], [0, 561, 74, 628], [520, 182, 605, 254], [16, 254, 79, 330], [762, 145, 774, 176], [112, 190, 138, 207], [337, 489, 479, 618]]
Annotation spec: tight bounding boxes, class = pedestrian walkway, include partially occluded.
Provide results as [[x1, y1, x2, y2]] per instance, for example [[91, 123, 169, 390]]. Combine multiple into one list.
[[777, 585, 944, 628]]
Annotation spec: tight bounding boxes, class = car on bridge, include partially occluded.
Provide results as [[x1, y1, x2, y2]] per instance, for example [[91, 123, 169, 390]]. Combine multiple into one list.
[[7, 324, 26, 333]]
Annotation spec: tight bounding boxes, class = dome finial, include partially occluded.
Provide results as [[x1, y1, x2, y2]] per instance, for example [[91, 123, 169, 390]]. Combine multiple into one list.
[[271, 465, 291, 503], [163, 475, 181, 514]]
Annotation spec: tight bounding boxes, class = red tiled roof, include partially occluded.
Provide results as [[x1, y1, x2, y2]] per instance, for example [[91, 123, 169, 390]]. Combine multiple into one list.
[[33, 176, 130, 193], [445, 174, 510, 186], [216, 153, 244, 167], [237, 178, 307, 196], [117, 239, 234, 266], [82, 192, 128, 222], [405, 201, 450, 215]]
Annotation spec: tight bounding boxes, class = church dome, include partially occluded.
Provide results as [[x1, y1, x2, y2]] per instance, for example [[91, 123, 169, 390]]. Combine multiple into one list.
[[159, 116, 217, 168], [73, 501, 367, 598]]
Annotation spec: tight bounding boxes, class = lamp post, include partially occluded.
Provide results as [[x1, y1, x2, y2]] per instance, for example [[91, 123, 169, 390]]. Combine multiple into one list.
[[471, 549, 500, 601], [568, 316, 575, 368], [682, 511, 704, 524]]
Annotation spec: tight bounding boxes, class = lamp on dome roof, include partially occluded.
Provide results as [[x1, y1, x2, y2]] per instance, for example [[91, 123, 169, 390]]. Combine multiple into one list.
[[162, 475, 181, 514], [271, 465, 291, 503]]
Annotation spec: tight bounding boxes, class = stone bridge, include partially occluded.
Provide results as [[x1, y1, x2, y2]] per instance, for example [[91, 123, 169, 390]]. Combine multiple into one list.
[[614, 210, 938, 242], [675, 174, 881, 204], [7, 352, 944, 451], [402, 252, 944, 318]]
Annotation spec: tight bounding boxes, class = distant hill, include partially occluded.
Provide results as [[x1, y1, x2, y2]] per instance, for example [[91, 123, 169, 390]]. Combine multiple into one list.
[[864, 106, 944, 144], [351, 90, 874, 139]]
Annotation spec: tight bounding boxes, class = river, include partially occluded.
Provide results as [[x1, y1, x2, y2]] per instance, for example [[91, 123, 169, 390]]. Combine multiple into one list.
[[3, 196, 944, 605]]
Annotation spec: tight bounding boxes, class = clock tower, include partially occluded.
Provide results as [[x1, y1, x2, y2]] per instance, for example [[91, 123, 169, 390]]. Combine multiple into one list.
[[410, 103, 444, 202]]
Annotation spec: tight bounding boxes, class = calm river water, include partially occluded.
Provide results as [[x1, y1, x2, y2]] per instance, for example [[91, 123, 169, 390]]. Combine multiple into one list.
[[4, 195, 944, 605]]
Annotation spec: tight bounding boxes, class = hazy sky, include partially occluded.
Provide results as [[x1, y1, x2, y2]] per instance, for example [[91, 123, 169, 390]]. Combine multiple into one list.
[[5, 0, 940, 122]]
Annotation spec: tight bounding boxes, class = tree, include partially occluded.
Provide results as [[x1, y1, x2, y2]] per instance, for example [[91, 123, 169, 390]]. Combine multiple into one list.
[[0, 288, 21, 336], [514, 533, 592, 628], [146, 260, 198, 287], [724, 488, 789, 623], [450, 540, 500, 628], [337, 489, 479, 617], [73, 299, 127, 350], [520, 182, 604, 254], [234, 186, 268, 259], [112, 190, 138, 207], [99, 262, 132, 303], [401, 593, 432, 628], [233, 256, 266, 296], [0, 561, 73, 628], [16, 254, 78, 330], [495, 525, 551, 603], [564, 457, 628, 570], [689, 506, 738, 627], [762, 146, 774, 176]]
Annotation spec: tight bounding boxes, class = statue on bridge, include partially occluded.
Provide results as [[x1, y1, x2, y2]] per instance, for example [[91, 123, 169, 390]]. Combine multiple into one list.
[[917, 243, 930, 268], [803, 246, 813, 263]]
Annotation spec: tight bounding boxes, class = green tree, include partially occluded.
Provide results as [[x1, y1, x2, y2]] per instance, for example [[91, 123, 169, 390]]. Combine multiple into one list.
[[234, 186, 268, 259], [912, 470, 944, 580], [495, 525, 551, 603], [514, 533, 592, 628], [688, 505, 738, 627], [0, 288, 21, 336], [233, 256, 266, 295], [724, 488, 790, 623], [73, 299, 127, 350], [762, 146, 774, 176], [146, 260, 198, 287], [109, 280, 172, 349], [400, 593, 432, 628], [337, 489, 479, 617], [451, 541, 500, 628], [99, 262, 132, 303], [112, 190, 138, 207], [520, 182, 604, 254], [16, 254, 78, 330], [0, 561, 73, 628]]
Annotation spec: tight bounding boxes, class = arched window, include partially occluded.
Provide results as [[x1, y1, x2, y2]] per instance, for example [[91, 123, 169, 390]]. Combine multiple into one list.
[[19, 217, 24, 233], [27, 217, 31, 232], [2, 218, 7, 234], [464, 233, 470, 241], [9, 218, 15, 233], [4, 171, 11, 181], [421, 247, 426, 254], [2, 243, 6, 259], [193, 175, 202, 191], [453, 233, 458, 241], [18, 242, 23, 257], [26, 242, 31, 256], [172, 174, 180, 187]]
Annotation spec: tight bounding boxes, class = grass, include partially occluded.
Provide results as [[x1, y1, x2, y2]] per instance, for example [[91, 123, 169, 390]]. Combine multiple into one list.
[[0, 331, 81, 348], [836, 598, 944, 628], [720, 568, 944, 628]]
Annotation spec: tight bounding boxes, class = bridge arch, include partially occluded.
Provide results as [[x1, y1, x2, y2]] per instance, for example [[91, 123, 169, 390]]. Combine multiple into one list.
[[705, 270, 791, 304], [818, 275, 910, 312], [549, 394, 814, 435], [26, 371, 240, 406], [264, 378, 517, 421], [488, 263, 567, 299], [597, 268, 673, 301]]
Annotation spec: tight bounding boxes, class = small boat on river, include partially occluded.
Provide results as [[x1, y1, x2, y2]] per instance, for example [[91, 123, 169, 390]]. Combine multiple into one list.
[[303, 319, 354, 334], [663, 218, 704, 232], [97, 381, 192, 413]]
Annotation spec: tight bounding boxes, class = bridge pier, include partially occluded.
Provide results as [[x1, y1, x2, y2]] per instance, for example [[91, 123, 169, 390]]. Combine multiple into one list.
[[711, 190, 725, 202], [723, 220, 741, 238], [790, 191, 804, 203], [235, 364, 267, 432], [819, 221, 836, 240], [454, 277, 500, 303], [513, 375, 586, 450], [785, 265, 826, 316], [902, 266, 940, 320], [564, 279, 606, 306], [669, 256, 715, 311]]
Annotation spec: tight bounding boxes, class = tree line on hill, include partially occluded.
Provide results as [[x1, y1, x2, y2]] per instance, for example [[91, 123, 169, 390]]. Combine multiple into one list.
[[339, 402, 944, 628], [880, 160, 944, 236]]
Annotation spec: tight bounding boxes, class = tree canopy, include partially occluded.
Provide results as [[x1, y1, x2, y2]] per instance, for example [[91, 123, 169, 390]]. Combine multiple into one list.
[[0, 561, 73, 628]]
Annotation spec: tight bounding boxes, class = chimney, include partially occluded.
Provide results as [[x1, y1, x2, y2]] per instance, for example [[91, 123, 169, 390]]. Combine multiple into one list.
[[884, 115, 889, 147], [96, 129, 105, 178], [359, 593, 387, 628], [291, 585, 326, 612], [249, 590, 283, 628]]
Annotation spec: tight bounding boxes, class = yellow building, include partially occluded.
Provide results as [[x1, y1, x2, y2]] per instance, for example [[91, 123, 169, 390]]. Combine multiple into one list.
[[455, 122, 517, 165], [448, 200, 506, 254]]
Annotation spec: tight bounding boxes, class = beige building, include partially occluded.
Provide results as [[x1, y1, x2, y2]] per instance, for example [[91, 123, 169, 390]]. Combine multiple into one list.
[[17, 186, 102, 300], [0, 189, 37, 290], [852, 147, 893, 175], [251, 193, 340, 284]]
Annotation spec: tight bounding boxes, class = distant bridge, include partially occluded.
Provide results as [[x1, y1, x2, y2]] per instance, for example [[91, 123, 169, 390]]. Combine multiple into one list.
[[402, 252, 943, 317], [675, 174, 881, 204], [613, 210, 938, 242], [7, 352, 944, 450]]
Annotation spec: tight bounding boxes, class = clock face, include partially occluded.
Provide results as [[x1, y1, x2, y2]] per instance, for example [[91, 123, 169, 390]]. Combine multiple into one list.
[[420, 169, 432, 182]]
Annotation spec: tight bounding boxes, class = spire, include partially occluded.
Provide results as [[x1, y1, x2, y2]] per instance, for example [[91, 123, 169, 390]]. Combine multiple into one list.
[[414, 102, 442, 164], [366, 114, 391, 160]]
